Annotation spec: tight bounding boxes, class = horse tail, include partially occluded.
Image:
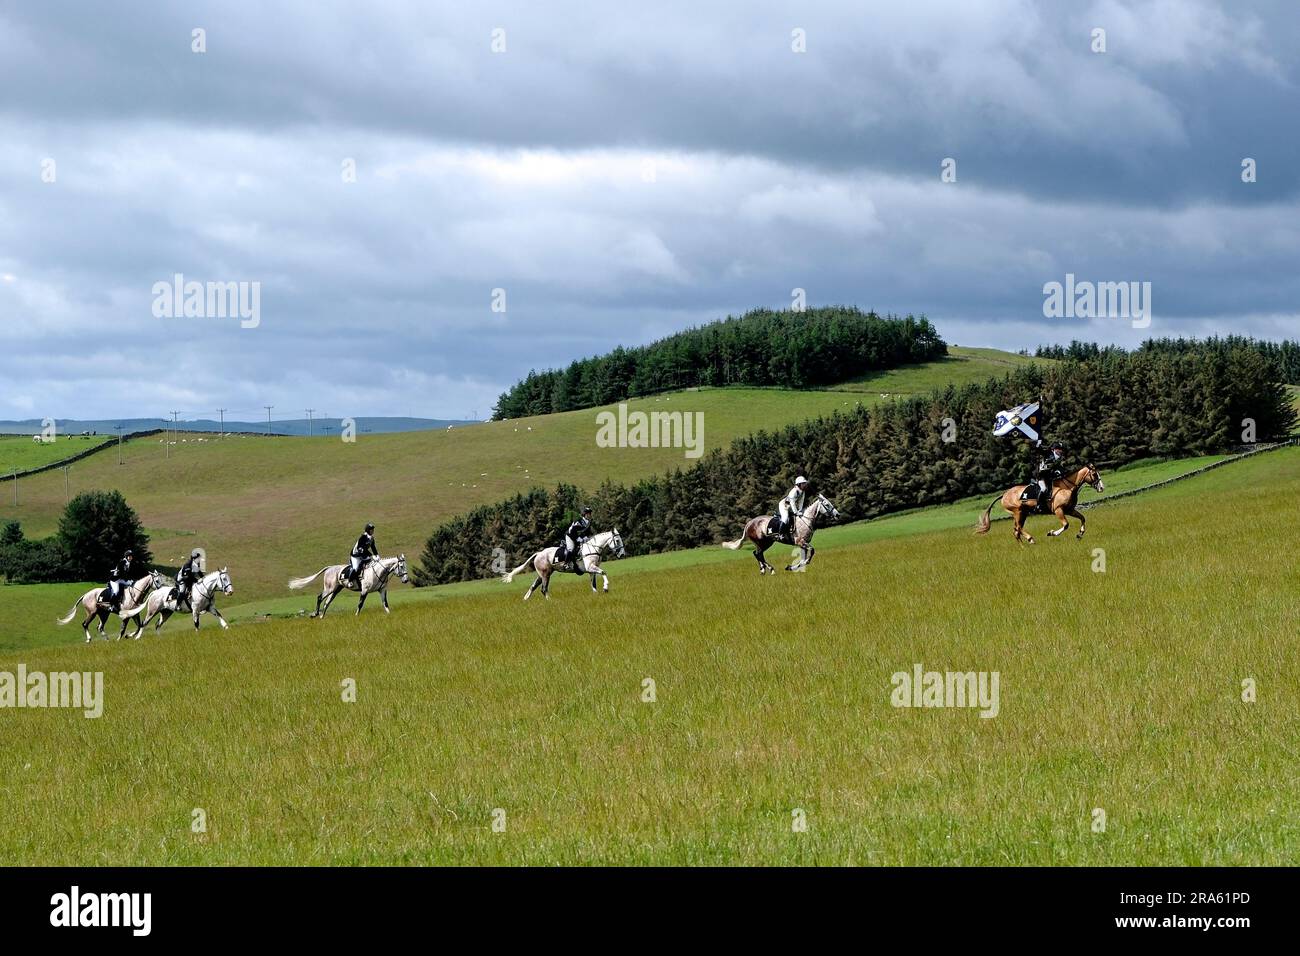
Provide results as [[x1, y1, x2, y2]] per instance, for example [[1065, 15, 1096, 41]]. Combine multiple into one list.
[[722, 521, 750, 549], [503, 554, 536, 583], [56, 600, 82, 625], [288, 567, 329, 590], [119, 599, 147, 617], [974, 495, 1001, 535]]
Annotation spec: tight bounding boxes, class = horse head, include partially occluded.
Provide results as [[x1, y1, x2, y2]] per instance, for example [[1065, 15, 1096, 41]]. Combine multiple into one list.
[[216, 567, 233, 594], [609, 529, 626, 558], [394, 554, 409, 583], [814, 494, 840, 522], [1081, 464, 1104, 493]]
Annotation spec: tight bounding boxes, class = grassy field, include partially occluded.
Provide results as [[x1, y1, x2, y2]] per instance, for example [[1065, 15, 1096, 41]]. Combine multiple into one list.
[[0, 433, 115, 475], [0, 347, 1047, 605], [0, 453, 1228, 650], [0, 447, 1295, 865]]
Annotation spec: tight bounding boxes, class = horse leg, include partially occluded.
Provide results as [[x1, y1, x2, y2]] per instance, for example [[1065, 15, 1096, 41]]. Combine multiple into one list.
[[1067, 506, 1086, 539], [156, 609, 172, 631], [382, 587, 390, 613], [210, 607, 228, 630], [1048, 503, 1068, 537], [319, 588, 338, 618], [525, 576, 540, 601], [600, 569, 609, 592], [356, 591, 368, 615]]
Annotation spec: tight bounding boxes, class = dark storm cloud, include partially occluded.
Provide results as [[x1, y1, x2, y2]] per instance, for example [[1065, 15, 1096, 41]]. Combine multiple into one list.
[[0, 1, 1297, 419]]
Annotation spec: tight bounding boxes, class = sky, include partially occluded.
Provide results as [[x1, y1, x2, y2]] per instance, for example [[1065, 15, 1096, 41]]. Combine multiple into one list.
[[1, 0, 1297, 421]]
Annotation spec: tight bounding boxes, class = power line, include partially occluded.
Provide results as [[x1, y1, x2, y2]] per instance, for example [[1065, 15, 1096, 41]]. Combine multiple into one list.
[[264, 406, 274, 436]]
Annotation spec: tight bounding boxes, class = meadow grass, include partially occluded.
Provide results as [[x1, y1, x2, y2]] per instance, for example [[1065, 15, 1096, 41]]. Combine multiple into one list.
[[0, 348, 1047, 605], [0, 433, 115, 475], [0, 452, 1228, 648], [0, 447, 1294, 865]]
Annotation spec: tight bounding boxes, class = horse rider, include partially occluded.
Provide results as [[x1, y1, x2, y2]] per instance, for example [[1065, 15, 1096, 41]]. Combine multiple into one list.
[[345, 523, 378, 586], [557, 506, 593, 571], [173, 549, 203, 610], [105, 548, 137, 610], [1029, 441, 1068, 513], [776, 476, 809, 541]]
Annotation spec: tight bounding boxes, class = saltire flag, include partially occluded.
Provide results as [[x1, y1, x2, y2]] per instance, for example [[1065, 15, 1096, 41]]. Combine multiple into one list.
[[993, 401, 1042, 442]]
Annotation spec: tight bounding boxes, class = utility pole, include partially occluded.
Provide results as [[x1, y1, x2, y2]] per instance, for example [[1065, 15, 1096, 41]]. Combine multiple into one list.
[[10, 470, 15, 507], [218, 408, 226, 437], [306, 408, 314, 437], [62, 465, 70, 501], [115, 424, 124, 465], [265, 406, 274, 436]]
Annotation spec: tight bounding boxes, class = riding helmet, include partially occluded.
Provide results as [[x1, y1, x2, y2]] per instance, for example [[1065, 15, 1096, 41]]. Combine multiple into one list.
[[581, 506, 592, 515], [365, 522, 375, 532]]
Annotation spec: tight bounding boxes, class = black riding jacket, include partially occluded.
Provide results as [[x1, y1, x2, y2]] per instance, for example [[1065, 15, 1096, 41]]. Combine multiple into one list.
[[110, 558, 135, 582], [178, 557, 200, 584], [352, 532, 378, 559], [565, 517, 591, 541], [1036, 453, 1067, 482]]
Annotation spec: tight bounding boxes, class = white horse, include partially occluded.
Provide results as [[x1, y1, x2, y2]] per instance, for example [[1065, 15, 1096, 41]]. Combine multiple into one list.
[[288, 554, 409, 617], [502, 529, 626, 600], [57, 570, 164, 642], [121, 567, 234, 634]]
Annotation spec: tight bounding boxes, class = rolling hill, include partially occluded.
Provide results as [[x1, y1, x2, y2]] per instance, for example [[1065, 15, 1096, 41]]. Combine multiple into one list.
[[0, 444, 1294, 865], [0, 347, 1053, 607]]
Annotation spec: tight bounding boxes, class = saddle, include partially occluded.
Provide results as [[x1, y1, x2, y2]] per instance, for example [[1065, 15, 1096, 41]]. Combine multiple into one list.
[[765, 516, 790, 542], [1020, 486, 1051, 514]]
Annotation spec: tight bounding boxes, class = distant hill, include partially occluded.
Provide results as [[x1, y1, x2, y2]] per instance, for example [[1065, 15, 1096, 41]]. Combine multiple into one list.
[[0, 416, 478, 437]]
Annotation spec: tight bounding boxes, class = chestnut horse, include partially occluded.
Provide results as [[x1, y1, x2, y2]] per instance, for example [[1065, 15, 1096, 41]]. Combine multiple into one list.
[[722, 493, 839, 573], [975, 464, 1104, 544]]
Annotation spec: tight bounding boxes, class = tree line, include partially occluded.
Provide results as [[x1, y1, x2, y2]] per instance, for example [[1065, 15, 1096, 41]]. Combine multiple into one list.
[[417, 342, 1296, 585], [492, 307, 947, 419], [1037, 336, 1300, 384], [0, 490, 152, 584]]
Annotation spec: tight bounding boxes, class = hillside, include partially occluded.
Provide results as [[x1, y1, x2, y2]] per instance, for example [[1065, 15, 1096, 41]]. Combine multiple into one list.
[[0, 452, 1243, 648], [1, 445, 1294, 865], [0, 347, 1049, 604]]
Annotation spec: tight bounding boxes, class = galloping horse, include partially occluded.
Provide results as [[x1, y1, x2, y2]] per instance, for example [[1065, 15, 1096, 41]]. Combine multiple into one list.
[[121, 567, 234, 634], [975, 464, 1105, 544], [502, 529, 626, 600], [722, 493, 840, 573], [288, 554, 409, 617], [56, 570, 164, 642]]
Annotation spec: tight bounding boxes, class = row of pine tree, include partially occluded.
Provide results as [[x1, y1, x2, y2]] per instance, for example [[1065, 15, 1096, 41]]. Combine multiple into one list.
[[491, 307, 947, 419], [417, 343, 1296, 585], [1036, 336, 1300, 384]]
